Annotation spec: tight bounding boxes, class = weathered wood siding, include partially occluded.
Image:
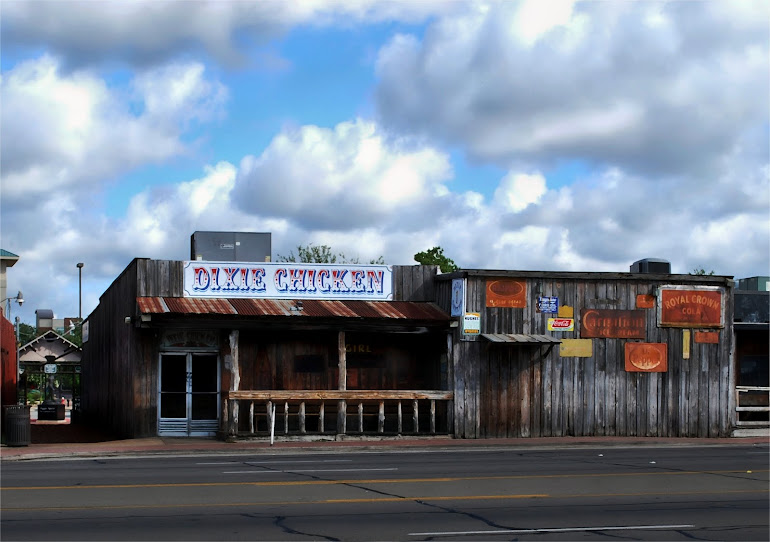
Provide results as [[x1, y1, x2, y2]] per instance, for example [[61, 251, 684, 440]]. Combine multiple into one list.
[[438, 272, 735, 438], [82, 259, 187, 438], [83, 261, 447, 438], [393, 265, 438, 301]]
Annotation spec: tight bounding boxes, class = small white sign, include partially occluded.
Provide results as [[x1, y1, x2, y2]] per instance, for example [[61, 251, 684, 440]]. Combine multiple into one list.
[[463, 312, 481, 335], [44, 364, 57, 374]]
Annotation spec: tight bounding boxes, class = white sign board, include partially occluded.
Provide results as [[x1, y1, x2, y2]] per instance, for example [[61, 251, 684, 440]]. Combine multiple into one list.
[[44, 364, 57, 374], [462, 312, 481, 336], [183, 262, 393, 301]]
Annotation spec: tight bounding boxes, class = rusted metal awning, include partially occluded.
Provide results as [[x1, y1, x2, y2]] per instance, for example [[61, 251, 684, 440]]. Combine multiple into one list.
[[481, 333, 561, 345], [136, 297, 450, 322]]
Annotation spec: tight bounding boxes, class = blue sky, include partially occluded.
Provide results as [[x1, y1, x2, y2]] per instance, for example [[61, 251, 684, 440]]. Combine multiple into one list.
[[1, 0, 768, 325]]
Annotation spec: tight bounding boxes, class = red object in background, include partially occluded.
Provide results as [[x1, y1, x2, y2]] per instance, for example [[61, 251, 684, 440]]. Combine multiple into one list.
[[1, 314, 18, 406]]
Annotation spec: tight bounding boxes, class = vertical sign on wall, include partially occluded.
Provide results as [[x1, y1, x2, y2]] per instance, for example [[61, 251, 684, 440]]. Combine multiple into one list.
[[451, 278, 465, 317]]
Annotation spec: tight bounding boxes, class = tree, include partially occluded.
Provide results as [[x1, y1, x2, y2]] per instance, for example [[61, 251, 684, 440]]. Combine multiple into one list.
[[691, 267, 715, 276], [414, 246, 458, 273], [17, 322, 38, 346], [278, 244, 384, 264]]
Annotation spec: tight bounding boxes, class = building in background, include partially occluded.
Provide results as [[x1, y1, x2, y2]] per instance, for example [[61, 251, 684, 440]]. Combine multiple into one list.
[[733, 277, 770, 434], [0, 249, 19, 312]]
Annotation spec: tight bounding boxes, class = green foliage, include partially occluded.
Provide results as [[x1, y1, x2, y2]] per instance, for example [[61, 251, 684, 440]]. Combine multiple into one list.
[[691, 267, 715, 276], [64, 323, 83, 347], [414, 246, 459, 273], [17, 323, 38, 346], [278, 244, 384, 265]]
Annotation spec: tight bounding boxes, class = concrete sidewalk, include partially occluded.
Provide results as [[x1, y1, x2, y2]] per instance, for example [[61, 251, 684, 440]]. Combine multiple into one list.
[[3, 434, 768, 461]]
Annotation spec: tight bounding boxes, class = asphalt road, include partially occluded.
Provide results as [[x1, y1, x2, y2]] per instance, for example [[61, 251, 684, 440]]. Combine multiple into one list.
[[2, 444, 768, 541]]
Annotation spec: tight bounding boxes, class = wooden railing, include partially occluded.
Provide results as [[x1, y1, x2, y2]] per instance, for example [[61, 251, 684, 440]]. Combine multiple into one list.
[[736, 386, 770, 426], [224, 390, 453, 439]]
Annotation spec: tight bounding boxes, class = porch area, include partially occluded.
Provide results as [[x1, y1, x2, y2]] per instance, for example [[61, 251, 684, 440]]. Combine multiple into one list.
[[224, 390, 453, 439]]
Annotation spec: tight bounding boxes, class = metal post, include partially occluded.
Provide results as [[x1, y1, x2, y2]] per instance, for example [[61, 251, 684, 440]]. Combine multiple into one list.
[[77, 263, 84, 321], [15, 316, 21, 404]]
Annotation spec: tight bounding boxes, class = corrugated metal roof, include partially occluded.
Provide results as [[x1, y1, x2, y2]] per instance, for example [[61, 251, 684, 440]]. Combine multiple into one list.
[[137, 297, 450, 322], [481, 333, 561, 344]]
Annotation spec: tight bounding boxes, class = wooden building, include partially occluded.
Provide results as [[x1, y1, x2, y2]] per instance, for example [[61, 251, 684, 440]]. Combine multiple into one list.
[[81, 259, 453, 439], [434, 270, 735, 438], [82, 258, 738, 440]]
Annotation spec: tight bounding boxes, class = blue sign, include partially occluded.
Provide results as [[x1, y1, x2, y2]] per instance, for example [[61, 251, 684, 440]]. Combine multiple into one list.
[[537, 296, 559, 313]]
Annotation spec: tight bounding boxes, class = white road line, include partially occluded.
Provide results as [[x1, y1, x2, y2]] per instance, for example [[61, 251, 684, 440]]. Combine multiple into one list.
[[197, 460, 352, 466], [245, 460, 353, 464], [222, 468, 398, 474], [222, 470, 285, 474], [409, 524, 695, 536], [287, 468, 398, 473]]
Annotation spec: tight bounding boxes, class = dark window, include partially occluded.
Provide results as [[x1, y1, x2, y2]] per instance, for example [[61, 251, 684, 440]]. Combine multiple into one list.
[[295, 355, 325, 373]]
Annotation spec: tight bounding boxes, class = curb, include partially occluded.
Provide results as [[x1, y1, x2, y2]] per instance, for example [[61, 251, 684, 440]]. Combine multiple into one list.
[[2, 436, 768, 462]]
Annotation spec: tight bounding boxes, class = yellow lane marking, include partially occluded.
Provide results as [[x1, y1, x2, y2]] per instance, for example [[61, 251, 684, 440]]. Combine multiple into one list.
[[1, 489, 767, 513], [2, 468, 766, 491]]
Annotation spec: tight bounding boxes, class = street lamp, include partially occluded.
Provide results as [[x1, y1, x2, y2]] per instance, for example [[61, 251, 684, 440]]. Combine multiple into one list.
[[2, 290, 23, 320], [77, 263, 84, 320]]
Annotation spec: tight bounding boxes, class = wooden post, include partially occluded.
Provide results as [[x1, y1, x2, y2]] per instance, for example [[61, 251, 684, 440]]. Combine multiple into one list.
[[413, 400, 419, 433], [284, 401, 289, 434], [267, 401, 273, 433], [249, 402, 255, 435], [337, 331, 347, 435], [299, 402, 306, 433], [430, 399, 436, 434], [397, 401, 403, 434], [319, 402, 325, 433], [227, 330, 240, 440], [378, 401, 385, 433], [358, 403, 364, 433]]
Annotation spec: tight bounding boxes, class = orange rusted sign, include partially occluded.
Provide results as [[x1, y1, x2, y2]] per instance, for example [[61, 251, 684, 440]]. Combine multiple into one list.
[[636, 294, 655, 309], [580, 309, 646, 339], [694, 331, 719, 344], [625, 342, 667, 372], [659, 288, 723, 328], [486, 279, 526, 308]]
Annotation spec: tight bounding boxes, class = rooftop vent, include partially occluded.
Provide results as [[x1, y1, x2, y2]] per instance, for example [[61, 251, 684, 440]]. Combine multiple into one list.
[[630, 258, 671, 274], [190, 231, 271, 262]]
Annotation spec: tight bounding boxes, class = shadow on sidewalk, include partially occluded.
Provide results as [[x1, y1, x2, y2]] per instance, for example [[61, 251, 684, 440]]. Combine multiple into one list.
[[31, 423, 118, 444]]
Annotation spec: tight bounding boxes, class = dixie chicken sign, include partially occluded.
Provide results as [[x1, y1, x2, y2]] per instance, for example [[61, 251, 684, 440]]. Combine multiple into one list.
[[183, 262, 393, 301]]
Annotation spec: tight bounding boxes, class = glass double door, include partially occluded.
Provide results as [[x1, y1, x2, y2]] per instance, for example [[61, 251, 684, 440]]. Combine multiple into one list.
[[158, 353, 220, 436]]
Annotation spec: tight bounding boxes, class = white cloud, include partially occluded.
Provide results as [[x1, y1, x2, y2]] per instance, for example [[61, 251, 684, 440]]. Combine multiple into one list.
[[375, 1, 769, 175], [0, 0, 461, 68], [494, 172, 547, 212], [1, 1, 767, 328], [0, 56, 227, 203], [232, 119, 454, 230]]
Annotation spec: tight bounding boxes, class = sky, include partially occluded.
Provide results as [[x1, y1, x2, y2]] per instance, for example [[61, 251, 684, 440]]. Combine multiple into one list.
[[1, 0, 768, 326]]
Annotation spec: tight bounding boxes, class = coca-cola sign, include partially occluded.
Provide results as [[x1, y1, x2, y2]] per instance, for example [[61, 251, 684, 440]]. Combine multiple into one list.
[[548, 318, 574, 331]]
